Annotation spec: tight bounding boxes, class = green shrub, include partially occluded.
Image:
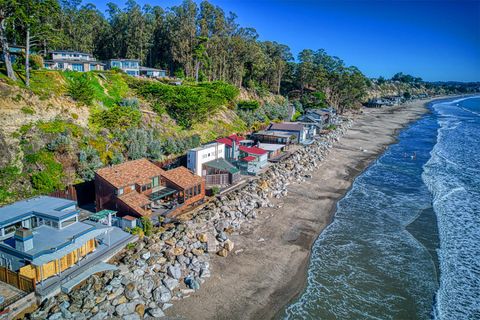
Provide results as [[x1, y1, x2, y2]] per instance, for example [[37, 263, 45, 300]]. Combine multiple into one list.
[[211, 186, 220, 195], [91, 105, 142, 130], [131, 226, 144, 237], [237, 100, 260, 111], [21, 106, 35, 115], [116, 128, 163, 160], [29, 54, 44, 70], [67, 74, 95, 105], [132, 80, 239, 128], [37, 119, 82, 137], [126, 242, 136, 250], [325, 124, 337, 130], [141, 217, 153, 236], [26, 151, 63, 193], [78, 146, 103, 181]]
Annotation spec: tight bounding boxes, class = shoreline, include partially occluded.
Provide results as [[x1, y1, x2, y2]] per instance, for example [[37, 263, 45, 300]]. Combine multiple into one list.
[[168, 98, 442, 320]]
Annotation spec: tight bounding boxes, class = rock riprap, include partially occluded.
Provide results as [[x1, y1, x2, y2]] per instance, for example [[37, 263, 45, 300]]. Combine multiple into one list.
[[27, 118, 353, 319]]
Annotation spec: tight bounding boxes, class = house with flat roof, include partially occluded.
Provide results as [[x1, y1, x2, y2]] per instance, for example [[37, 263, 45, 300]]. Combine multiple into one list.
[[267, 122, 307, 144], [187, 142, 225, 176], [95, 159, 204, 218], [187, 142, 242, 187], [139, 66, 167, 78], [252, 130, 295, 146], [43, 50, 105, 72], [258, 143, 286, 160], [0, 196, 130, 286], [108, 59, 140, 76]]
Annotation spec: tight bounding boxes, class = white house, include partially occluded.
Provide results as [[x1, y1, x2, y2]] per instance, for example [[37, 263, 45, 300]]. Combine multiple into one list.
[[51, 51, 94, 61], [44, 50, 105, 72], [187, 142, 226, 176], [108, 59, 140, 76]]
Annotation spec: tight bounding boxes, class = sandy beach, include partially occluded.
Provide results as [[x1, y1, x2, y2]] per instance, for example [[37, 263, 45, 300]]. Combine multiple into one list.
[[167, 99, 434, 320]]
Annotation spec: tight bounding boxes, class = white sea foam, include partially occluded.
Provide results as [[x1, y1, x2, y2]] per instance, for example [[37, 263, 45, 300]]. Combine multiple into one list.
[[423, 97, 480, 319]]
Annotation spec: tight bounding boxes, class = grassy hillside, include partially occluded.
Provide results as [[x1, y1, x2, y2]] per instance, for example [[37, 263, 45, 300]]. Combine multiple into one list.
[[0, 70, 289, 205]]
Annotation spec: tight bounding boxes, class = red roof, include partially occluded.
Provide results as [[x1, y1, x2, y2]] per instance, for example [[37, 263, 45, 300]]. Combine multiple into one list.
[[241, 156, 256, 162], [216, 137, 233, 147], [216, 134, 245, 147], [228, 134, 244, 143], [239, 145, 268, 155], [123, 215, 137, 221]]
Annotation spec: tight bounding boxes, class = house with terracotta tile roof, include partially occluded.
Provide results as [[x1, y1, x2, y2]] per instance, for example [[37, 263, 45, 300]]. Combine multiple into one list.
[[95, 159, 204, 219]]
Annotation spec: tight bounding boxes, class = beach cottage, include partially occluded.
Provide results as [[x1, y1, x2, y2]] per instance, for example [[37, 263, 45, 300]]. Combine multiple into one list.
[[266, 122, 307, 144], [0, 196, 130, 285]]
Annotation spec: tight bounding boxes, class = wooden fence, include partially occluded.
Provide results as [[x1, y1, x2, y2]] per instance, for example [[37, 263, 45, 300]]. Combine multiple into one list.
[[205, 174, 230, 186], [49, 184, 77, 202], [0, 266, 35, 293]]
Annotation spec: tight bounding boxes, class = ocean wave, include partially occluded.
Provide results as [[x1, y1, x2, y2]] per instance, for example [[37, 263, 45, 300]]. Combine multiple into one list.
[[423, 97, 480, 320]]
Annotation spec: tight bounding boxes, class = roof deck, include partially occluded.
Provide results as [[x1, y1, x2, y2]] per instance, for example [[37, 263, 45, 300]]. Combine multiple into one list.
[[1, 222, 95, 257], [0, 196, 77, 227]]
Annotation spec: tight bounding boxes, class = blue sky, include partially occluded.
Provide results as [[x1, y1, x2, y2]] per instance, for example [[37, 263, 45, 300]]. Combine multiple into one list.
[[91, 0, 480, 82]]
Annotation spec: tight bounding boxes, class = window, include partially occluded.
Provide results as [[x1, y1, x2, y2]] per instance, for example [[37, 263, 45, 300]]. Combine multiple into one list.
[[117, 188, 124, 195], [58, 63, 64, 69], [142, 184, 151, 192], [72, 64, 84, 72], [152, 176, 159, 187], [44, 219, 57, 228], [130, 185, 135, 191], [61, 216, 77, 228]]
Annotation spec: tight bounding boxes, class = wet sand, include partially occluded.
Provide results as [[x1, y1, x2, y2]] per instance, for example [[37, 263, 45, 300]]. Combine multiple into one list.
[[167, 99, 435, 320]]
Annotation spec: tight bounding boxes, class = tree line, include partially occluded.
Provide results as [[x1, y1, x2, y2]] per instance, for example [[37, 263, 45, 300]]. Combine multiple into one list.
[[0, 0, 369, 112]]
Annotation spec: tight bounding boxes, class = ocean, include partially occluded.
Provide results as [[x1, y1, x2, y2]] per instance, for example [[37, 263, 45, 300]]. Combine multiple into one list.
[[283, 96, 480, 320]]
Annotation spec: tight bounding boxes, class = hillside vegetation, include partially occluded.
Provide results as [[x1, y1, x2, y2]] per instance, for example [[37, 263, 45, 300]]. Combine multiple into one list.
[[0, 70, 290, 205]]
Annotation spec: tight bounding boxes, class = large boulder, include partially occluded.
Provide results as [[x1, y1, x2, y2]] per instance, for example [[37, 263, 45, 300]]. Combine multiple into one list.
[[115, 302, 136, 316], [167, 265, 182, 280], [147, 307, 165, 318], [125, 282, 140, 300], [153, 286, 172, 304], [162, 277, 179, 291]]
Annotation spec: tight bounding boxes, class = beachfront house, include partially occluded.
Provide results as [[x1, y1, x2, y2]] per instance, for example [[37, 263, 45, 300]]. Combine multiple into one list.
[[187, 142, 226, 176], [187, 142, 241, 187], [258, 143, 286, 160], [252, 130, 295, 146], [267, 122, 307, 144], [299, 109, 333, 125], [95, 159, 204, 219], [0, 196, 131, 286], [237, 145, 269, 175], [43, 50, 105, 72], [139, 66, 167, 78], [108, 59, 140, 76]]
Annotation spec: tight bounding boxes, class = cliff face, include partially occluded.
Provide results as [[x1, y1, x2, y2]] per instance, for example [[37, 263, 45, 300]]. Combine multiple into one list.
[[365, 81, 430, 100], [0, 71, 283, 205], [0, 82, 90, 167]]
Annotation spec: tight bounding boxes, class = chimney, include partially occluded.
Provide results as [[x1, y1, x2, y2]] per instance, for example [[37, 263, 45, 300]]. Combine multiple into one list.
[[15, 228, 33, 252], [232, 139, 237, 160]]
